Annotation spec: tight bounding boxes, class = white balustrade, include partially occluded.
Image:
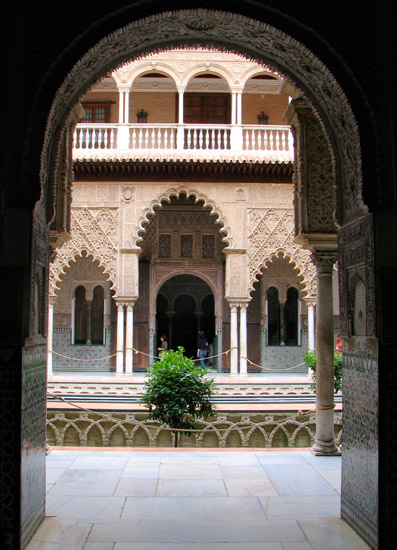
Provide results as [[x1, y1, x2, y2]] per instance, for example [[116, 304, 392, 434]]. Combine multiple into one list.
[[242, 125, 291, 152], [73, 123, 293, 160]]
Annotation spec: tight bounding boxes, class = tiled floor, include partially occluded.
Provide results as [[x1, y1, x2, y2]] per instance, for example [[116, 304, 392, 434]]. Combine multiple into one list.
[[27, 449, 371, 550]]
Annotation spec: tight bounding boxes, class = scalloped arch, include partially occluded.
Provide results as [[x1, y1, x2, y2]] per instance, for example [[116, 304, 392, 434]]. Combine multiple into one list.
[[133, 185, 233, 249], [249, 249, 312, 298], [50, 249, 115, 297]]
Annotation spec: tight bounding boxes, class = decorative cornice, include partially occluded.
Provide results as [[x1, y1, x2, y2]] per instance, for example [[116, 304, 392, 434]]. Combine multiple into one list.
[[73, 159, 293, 183]]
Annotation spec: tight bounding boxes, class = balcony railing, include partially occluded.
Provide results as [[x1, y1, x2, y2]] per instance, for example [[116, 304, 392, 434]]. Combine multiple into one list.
[[73, 123, 294, 162]]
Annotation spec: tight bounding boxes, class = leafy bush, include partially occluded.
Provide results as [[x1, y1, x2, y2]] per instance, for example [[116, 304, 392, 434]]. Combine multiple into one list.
[[141, 347, 215, 446], [303, 349, 342, 394]]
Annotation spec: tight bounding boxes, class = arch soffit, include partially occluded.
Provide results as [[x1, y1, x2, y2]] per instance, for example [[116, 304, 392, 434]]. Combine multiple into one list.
[[113, 64, 180, 89], [182, 65, 233, 90], [42, 9, 366, 226], [250, 250, 312, 298], [134, 184, 233, 249], [154, 270, 217, 304], [240, 67, 283, 89], [50, 250, 114, 297]]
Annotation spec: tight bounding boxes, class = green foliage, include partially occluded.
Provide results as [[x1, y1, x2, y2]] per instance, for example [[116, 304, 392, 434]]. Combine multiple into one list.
[[303, 349, 343, 394], [141, 347, 215, 446]]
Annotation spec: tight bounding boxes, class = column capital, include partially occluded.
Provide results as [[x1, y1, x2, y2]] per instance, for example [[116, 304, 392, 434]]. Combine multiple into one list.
[[311, 250, 338, 273]]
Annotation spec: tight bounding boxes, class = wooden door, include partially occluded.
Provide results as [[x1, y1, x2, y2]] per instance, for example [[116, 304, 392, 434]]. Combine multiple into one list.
[[184, 93, 230, 124]]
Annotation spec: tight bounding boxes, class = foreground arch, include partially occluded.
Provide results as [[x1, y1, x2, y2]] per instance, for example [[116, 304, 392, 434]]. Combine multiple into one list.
[[2, 3, 392, 549]]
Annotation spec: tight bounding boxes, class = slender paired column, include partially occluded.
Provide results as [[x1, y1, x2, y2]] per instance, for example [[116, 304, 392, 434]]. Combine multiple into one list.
[[239, 304, 248, 375], [307, 300, 316, 351], [116, 303, 125, 374], [279, 300, 286, 345], [47, 298, 55, 374], [125, 303, 134, 374], [236, 92, 243, 124], [229, 304, 238, 375], [85, 301, 92, 345], [312, 251, 339, 455], [177, 89, 185, 149], [117, 87, 130, 149]]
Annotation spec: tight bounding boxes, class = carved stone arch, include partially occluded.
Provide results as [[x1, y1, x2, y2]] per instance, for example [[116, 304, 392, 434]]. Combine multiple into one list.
[[40, 8, 368, 231], [249, 249, 314, 299], [240, 66, 283, 89], [134, 184, 233, 249], [182, 64, 233, 90], [49, 249, 115, 297]]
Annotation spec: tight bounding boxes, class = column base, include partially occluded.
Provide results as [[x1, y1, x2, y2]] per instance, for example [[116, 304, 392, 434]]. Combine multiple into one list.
[[312, 440, 341, 456]]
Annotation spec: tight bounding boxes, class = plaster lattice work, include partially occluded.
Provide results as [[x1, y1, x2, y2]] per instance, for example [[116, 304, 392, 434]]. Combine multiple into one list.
[[50, 207, 118, 295], [247, 207, 316, 296]]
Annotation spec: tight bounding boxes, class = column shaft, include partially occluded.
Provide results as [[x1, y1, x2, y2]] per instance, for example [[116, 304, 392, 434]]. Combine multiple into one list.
[[116, 303, 125, 374], [308, 302, 315, 351], [230, 305, 238, 375], [312, 252, 338, 455], [125, 304, 134, 374], [239, 304, 248, 375]]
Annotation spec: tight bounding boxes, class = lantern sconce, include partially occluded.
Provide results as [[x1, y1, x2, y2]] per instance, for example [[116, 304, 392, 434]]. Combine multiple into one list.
[[257, 111, 269, 124], [137, 109, 148, 123]]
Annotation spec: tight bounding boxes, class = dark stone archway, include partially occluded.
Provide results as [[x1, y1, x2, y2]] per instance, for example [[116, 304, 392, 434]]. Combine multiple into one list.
[[3, 3, 394, 549]]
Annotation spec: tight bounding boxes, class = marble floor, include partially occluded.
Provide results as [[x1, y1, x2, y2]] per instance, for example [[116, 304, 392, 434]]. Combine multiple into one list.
[[27, 448, 371, 550]]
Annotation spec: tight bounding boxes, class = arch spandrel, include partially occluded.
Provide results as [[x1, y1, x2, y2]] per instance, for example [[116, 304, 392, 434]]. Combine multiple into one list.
[[49, 207, 118, 295], [42, 8, 367, 230]]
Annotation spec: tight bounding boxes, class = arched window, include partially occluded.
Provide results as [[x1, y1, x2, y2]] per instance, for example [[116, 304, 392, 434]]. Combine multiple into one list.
[[267, 287, 280, 345], [91, 286, 104, 344], [284, 287, 299, 345], [74, 286, 87, 344]]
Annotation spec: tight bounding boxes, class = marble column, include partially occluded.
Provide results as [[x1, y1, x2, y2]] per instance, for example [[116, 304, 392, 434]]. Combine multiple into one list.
[[177, 89, 185, 149], [230, 304, 238, 375], [312, 251, 339, 455], [260, 276, 267, 367], [116, 303, 125, 374], [307, 300, 316, 351], [85, 300, 92, 345], [279, 300, 286, 345], [47, 298, 55, 374], [125, 303, 134, 374], [239, 304, 248, 375]]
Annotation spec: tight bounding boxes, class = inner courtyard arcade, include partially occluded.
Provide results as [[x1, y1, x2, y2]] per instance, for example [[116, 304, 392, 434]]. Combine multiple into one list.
[[48, 48, 336, 377], [1, 2, 395, 549]]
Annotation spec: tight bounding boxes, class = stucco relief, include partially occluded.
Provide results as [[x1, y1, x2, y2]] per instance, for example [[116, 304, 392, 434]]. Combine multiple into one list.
[[49, 207, 118, 295], [247, 207, 316, 297]]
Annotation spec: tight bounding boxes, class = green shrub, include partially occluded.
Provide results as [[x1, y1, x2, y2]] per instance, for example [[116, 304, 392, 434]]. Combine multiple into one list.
[[303, 349, 342, 394], [141, 347, 215, 446]]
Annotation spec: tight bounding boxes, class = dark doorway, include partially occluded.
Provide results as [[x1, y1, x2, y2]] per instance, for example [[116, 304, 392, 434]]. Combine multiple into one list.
[[156, 275, 215, 359]]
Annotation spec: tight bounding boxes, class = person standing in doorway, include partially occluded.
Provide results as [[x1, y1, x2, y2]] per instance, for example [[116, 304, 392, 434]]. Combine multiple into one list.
[[157, 335, 168, 356], [197, 330, 208, 369]]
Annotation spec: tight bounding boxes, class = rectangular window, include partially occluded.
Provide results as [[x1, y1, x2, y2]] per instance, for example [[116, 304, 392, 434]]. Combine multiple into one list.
[[81, 101, 112, 123]]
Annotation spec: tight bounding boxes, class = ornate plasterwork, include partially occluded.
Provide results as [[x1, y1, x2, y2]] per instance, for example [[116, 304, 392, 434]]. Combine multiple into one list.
[[49, 208, 118, 295], [134, 185, 233, 249], [247, 208, 316, 297], [41, 9, 365, 230]]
